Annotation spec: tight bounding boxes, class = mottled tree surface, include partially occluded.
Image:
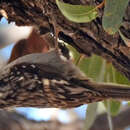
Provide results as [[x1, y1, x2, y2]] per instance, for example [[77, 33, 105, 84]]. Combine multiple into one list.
[[0, 1, 130, 129], [0, 0, 130, 79], [0, 0, 130, 108]]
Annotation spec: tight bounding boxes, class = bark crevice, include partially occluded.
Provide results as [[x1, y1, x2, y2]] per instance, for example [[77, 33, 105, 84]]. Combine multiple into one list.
[[0, 0, 130, 79]]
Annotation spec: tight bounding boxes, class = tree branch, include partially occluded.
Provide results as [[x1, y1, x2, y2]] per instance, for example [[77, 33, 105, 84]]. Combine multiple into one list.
[[0, 50, 130, 108], [0, 0, 130, 80]]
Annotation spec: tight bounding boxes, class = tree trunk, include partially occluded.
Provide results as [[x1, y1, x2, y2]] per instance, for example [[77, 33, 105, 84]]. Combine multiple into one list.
[[0, 0, 130, 80], [0, 0, 130, 109]]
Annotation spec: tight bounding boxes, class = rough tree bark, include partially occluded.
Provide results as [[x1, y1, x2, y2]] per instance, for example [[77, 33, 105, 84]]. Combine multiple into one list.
[[0, 0, 130, 80], [0, 0, 130, 129], [0, 0, 129, 107]]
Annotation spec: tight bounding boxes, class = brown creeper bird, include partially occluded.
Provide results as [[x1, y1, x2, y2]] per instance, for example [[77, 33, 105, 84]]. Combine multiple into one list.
[[0, 50, 130, 108]]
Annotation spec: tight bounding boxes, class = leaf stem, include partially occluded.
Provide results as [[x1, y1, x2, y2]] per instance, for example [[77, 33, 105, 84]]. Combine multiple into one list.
[[107, 100, 113, 130], [75, 54, 84, 66], [96, 0, 105, 9]]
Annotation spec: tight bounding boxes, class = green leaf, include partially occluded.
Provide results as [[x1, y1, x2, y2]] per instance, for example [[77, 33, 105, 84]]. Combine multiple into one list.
[[84, 103, 98, 130], [104, 64, 130, 85], [78, 55, 106, 81], [103, 64, 121, 116], [104, 100, 121, 116], [103, 0, 129, 34], [68, 45, 129, 117], [56, 0, 98, 23], [80, 56, 106, 130], [67, 46, 104, 129], [105, 100, 113, 130]]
